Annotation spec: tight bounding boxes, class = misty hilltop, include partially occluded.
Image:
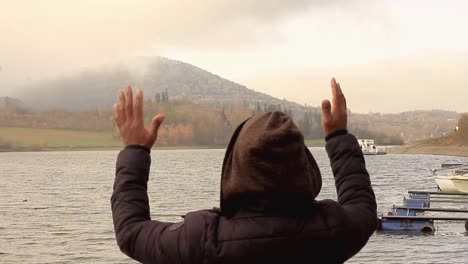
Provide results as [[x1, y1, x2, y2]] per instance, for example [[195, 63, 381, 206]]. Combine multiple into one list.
[[15, 57, 313, 115]]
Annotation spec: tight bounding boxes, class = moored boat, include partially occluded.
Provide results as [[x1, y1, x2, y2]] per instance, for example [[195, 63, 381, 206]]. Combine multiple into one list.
[[357, 139, 387, 155], [433, 175, 457, 192], [452, 176, 468, 193], [433, 164, 468, 193]]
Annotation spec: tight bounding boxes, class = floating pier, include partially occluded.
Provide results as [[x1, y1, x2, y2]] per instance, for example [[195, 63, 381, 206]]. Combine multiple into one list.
[[393, 206, 468, 213], [378, 190, 468, 233], [408, 190, 468, 195]]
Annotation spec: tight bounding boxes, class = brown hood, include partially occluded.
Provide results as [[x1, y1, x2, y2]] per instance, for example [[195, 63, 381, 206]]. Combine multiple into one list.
[[220, 111, 322, 213]]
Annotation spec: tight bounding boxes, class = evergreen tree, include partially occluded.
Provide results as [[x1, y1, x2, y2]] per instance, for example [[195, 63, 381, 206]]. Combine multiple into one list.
[[301, 111, 312, 138], [220, 106, 228, 124], [255, 102, 262, 114], [164, 89, 169, 102]]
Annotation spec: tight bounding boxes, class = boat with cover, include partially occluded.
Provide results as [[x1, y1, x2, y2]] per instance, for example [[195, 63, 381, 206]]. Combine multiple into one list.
[[433, 164, 468, 193], [357, 139, 387, 155]]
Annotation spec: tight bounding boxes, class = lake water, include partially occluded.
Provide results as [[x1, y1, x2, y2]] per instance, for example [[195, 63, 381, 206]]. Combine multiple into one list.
[[0, 148, 467, 263]]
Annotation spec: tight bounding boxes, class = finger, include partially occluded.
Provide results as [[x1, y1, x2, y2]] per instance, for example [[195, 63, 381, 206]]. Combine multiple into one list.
[[134, 89, 144, 125], [150, 114, 165, 139], [337, 82, 347, 111], [114, 103, 121, 125], [331, 78, 340, 111], [125, 85, 134, 120], [331, 77, 338, 99], [321, 99, 332, 123], [118, 90, 126, 123], [336, 82, 343, 96], [119, 90, 125, 108]]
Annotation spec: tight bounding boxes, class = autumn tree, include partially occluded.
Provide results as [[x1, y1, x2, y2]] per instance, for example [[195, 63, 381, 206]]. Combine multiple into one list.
[[456, 114, 468, 145], [458, 114, 468, 133]]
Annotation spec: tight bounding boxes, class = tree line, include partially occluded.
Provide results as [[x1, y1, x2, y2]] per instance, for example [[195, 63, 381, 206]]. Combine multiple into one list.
[[1, 94, 414, 147]]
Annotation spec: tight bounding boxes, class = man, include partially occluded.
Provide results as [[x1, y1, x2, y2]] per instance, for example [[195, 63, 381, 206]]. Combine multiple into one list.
[[111, 78, 378, 263]]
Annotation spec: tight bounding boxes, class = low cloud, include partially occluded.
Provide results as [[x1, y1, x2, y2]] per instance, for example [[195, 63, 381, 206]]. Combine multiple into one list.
[[0, 0, 327, 88]]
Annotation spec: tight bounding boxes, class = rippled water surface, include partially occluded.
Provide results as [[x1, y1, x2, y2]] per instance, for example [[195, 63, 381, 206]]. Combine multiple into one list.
[[1, 148, 467, 263]]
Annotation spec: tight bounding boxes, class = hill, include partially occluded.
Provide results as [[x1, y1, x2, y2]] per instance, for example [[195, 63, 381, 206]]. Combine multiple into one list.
[[348, 110, 460, 144], [0, 97, 26, 112], [2, 57, 466, 150], [388, 114, 468, 157], [15, 57, 315, 117]]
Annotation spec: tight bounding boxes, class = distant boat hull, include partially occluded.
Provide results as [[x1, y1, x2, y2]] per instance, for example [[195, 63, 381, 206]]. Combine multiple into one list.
[[434, 176, 458, 192], [433, 164, 468, 193], [358, 139, 387, 155], [452, 176, 468, 193]]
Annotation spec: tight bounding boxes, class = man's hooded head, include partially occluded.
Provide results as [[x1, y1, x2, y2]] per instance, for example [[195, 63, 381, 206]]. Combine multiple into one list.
[[220, 111, 322, 214]]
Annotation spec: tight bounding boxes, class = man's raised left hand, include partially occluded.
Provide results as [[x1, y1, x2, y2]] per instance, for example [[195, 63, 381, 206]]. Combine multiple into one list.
[[114, 86, 165, 149]]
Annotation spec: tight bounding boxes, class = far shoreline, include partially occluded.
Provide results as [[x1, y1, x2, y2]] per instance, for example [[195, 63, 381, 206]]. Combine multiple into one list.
[[0, 145, 226, 153], [0, 142, 327, 153], [388, 145, 468, 157], [2, 140, 465, 157]]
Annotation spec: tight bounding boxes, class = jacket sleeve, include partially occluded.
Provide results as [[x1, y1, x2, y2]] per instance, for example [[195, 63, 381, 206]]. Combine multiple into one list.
[[322, 133, 378, 262], [110, 146, 175, 263], [111, 147, 216, 264]]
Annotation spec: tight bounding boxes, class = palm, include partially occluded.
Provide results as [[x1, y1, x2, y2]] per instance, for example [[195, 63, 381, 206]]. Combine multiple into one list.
[[114, 86, 165, 149]]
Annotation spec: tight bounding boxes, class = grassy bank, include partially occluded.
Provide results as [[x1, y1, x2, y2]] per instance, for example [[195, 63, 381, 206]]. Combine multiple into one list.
[[0, 127, 226, 152], [305, 139, 325, 147], [4, 127, 465, 157], [0, 127, 121, 150], [388, 128, 467, 157], [388, 142, 468, 157]]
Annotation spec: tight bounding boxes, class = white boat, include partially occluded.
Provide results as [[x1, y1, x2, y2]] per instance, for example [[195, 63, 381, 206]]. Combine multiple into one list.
[[357, 139, 387, 155], [452, 176, 468, 193], [433, 164, 468, 193]]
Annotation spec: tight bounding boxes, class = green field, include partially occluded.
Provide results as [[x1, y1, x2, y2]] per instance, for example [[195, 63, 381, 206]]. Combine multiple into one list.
[[0, 127, 325, 151], [304, 139, 325, 147], [0, 127, 121, 149]]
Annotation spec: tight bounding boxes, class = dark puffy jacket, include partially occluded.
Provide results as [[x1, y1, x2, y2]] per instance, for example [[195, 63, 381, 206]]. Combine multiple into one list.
[[111, 112, 378, 264]]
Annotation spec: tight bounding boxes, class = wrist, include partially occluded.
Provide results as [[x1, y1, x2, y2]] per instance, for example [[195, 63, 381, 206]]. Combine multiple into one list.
[[325, 129, 348, 142], [124, 144, 151, 153]]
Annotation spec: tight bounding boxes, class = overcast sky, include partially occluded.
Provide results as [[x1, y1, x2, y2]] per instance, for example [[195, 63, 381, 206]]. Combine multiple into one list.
[[1, 0, 467, 113]]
